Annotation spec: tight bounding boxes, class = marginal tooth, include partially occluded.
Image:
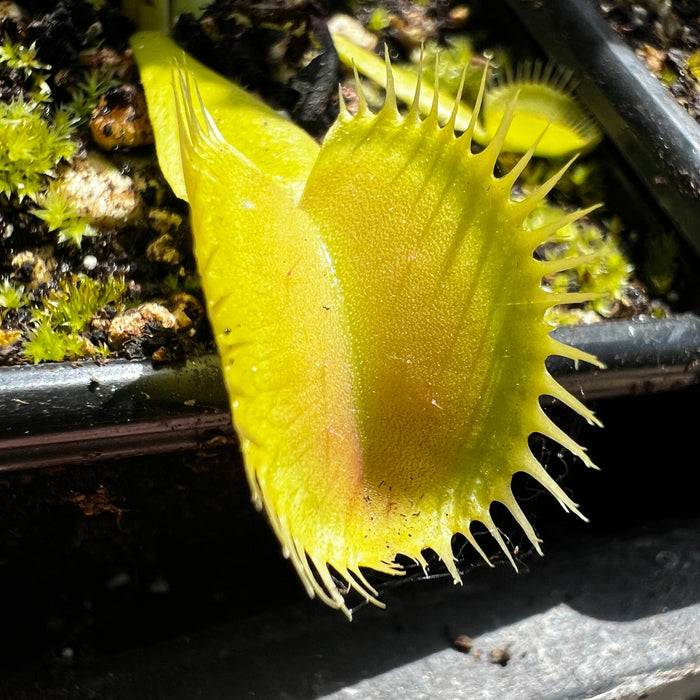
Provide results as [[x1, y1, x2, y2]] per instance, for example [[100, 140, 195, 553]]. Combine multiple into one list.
[[547, 335, 604, 369], [459, 62, 488, 147], [483, 511, 518, 571], [538, 252, 600, 276], [523, 453, 586, 518], [352, 60, 369, 116], [515, 156, 580, 219], [446, 61, 469, 132], [407, 44, 424, 122], [381, 44, 398, 116], [543, 372, 602, 426], [502, 493, 543, 556], [534, 405, 598, 470], [430, 52, 440, 119], [530, 204, 602, 243], [500, 127, 549, 190], [349, 565, 380, 597]]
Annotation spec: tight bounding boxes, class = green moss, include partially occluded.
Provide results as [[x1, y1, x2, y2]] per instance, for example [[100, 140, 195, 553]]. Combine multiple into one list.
[[23, 319, 99, 364], [32, 190, 97, 248], [0, 280, 27, 312], [367, 7, 391, 32], [22, 321, 71, 363], [0, 47, 112, 249], [20, 275, 130, 363], [66, 68, 119, 123], [0, 39, 47, 74], [0, 37, 52, 105], [0, 100, 79, 201], [50, 276, 129, 333]]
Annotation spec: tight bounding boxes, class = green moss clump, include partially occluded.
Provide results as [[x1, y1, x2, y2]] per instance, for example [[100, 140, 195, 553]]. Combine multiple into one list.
[[50, 276, 129, 333], [21, 275, 129, 364], [0, 100, 79, 201], [0, 39, 47, 75], [0, 38, 80, 202], [23, 322, 82, 363], [0, 36, 114, 250], [66, 68, 119, 123], [367, 7, 391, 32], [32, 190, 97, 249], [0, 280, 27, 313]]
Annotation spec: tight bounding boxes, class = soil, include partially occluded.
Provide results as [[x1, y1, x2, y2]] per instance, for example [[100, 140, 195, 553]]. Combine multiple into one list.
[[0, 443, 302, 671]]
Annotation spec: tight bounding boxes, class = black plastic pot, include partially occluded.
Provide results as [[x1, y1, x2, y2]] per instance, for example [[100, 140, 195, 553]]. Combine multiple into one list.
[[505, 0, 700, 258], [0, 355, 233, 472]]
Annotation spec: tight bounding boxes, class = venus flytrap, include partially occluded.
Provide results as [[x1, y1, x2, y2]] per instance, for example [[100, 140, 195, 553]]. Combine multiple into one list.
[[131, 32, 319, 203], [132, 31, 603, 618]]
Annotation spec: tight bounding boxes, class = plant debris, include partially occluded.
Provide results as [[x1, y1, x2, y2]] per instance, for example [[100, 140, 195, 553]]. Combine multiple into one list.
[[488, 646, 512, 666], [453, 634, 474, 653], [172, 0, 341, 137]]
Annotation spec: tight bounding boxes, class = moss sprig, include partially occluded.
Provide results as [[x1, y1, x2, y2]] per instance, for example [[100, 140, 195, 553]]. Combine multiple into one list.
[[32, 190, 97, 249], [21, 274, 129, 363], [66, 67, 120, 123], [0, 39, 48, 75], [22, 321, 84, 363], [0, 37, 53, 105], [50, 276, 129, 333], [0, 279, 27, 314]]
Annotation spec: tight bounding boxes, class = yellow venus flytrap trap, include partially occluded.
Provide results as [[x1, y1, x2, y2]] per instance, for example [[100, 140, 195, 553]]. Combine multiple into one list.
[[330, 31, 602, 157], [131, 32, 603, 618]]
